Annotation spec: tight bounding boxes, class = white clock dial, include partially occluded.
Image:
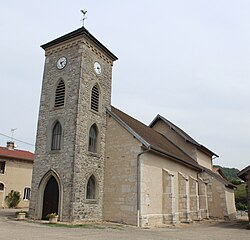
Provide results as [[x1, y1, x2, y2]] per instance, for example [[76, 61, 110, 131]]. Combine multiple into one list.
[[94, 62, 102, 75], [57, 57, 67, 70]]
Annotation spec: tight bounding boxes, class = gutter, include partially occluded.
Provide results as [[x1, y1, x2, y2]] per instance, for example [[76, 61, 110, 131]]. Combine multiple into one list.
[[137, 148, 150, 227]]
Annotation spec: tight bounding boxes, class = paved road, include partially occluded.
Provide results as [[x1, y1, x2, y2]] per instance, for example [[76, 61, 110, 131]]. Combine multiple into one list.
[[0, 209, 249, 240]]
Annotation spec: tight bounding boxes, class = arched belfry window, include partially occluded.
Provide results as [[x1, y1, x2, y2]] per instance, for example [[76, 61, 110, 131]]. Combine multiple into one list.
[[0, 183, 4, 191], [91, 84, 99, 112], [86, 175, 96, 199], [55, 79, 65, 108], [51, 121, 62, 150], [88, 124, 98, 153]]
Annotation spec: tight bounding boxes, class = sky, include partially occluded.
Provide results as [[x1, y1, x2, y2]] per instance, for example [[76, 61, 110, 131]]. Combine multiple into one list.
[[0, 0, 249, 169]]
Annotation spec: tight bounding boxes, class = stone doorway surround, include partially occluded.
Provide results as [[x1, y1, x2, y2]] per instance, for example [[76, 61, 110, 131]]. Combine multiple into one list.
[[35, 169, 63, 221]]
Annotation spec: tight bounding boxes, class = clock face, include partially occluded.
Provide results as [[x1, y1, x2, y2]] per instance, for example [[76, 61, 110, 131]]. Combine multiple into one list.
[[57, 57, 67, 70], [94, 62, 102, 75]]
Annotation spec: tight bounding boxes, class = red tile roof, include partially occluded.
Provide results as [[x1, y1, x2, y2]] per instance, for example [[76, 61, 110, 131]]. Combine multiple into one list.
[[0, 146, 34, 162]]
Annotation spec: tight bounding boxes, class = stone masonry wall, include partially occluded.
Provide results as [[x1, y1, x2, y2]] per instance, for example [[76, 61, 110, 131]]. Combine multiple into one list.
[[103, 116, 140, 225], [30, 34, 115, 222]]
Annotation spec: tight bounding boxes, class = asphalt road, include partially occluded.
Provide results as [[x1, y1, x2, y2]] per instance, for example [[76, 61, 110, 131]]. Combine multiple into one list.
[[0, 209, 249, 240]]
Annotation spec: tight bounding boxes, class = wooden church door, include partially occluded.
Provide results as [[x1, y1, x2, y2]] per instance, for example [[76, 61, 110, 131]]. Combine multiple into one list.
[[42, 176, 59, 220]]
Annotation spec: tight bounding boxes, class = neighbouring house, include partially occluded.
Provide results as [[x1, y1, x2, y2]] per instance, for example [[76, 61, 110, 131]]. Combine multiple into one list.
[[29, 26, 236, 227], [238, 165, 250, 225], [0, 141, 34, 208]]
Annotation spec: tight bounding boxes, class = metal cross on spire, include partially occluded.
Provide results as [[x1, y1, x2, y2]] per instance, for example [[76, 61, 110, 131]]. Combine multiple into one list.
[[80, 9, 87, 27]]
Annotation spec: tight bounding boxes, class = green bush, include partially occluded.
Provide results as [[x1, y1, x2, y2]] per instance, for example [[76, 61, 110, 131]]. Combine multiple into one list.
[[235, 183, 247, 210], [236, 202, 247, 211], [5, 190, 21, 208]]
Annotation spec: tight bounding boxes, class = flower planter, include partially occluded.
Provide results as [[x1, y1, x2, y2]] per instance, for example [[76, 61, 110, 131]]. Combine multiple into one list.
[[16, 212, 26, 220], [49, 216, 58, 223]]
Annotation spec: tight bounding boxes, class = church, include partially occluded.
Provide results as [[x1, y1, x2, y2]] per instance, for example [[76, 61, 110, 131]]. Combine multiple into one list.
[[29, 26, 236, 227]]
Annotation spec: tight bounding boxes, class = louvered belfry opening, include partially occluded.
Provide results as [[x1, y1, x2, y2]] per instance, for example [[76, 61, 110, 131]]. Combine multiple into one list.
[[91, 84, 99, 112], [55, 80, 65, 108]]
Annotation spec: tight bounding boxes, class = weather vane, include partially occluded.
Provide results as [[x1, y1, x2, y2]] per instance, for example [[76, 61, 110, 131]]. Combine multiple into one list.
[[80, 9, 87, 27]]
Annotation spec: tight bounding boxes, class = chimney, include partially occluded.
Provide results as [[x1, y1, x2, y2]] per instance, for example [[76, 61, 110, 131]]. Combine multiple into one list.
[[6, 141, 15, 150]]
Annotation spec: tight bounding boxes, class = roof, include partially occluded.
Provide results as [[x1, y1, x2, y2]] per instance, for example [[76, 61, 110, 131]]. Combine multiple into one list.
[[149, 114, 218, 157], [213, 167, 227, 180], [41, 27, 118, 61], [203, 167, 236, 189], [0, 146, 34, 162], [108, 106, 202, 170], [238, 165, 250, 181]]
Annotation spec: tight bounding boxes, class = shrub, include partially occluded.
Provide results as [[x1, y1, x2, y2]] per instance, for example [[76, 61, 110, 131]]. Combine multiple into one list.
[[5, 190, 21, 208]]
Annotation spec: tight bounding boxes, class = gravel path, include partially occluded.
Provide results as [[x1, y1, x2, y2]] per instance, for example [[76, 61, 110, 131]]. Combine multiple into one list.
[[0, 209, 249, 240]]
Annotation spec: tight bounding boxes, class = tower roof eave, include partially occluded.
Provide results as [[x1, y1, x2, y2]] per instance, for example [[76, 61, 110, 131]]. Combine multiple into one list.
[[41, 27, 118, 61]]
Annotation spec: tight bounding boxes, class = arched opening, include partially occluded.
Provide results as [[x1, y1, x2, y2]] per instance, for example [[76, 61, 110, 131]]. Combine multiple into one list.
[[86, 175, 96, 200], [54, 79, 65, 108], [90, 84, 99, 112], [0, 182, 4, 208], [42, 176, 59, 220], [51, 121, 62, 150], [88, 124, 98, 153]]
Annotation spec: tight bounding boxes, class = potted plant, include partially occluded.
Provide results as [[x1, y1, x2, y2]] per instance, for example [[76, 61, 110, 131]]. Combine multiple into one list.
[[46, 213, 58, 223], [16, 210, 26, 220]]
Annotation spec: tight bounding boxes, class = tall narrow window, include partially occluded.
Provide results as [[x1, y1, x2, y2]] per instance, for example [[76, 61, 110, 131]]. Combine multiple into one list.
[[88, 124, 98, 153], [0, 183, 4, 191], [55, 79, 65, 108], [86, 175, 96, 199], [0, 161, 5, 174], [91, 84, 99, 112], [23, 187, 31, 200], [51, 121, 62, 150]]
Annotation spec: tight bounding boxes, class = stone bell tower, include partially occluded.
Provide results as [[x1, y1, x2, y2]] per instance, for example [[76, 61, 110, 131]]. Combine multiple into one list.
[[29, 27, 117, 221]]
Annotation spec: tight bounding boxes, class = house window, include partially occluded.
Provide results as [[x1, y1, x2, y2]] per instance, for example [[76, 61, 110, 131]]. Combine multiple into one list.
[[55, 79, 65, 108], [88, 124, 98, 153], [0, 161, 6, 174], [23, 187, 31, 200], [0, 183, 4, 191], [86, 175, 96, 199], [90, 84, 99, 112], [51, 121, 62, 150]]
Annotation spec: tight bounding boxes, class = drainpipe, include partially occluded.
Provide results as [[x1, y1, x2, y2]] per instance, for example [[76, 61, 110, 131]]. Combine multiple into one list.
[[137, 148, 150, 227]]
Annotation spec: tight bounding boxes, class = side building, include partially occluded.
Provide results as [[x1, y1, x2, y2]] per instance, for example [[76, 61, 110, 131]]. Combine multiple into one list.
[[238, 165, 250, 226], [0, 142, 34, 208], [149, 115, 236, 220]]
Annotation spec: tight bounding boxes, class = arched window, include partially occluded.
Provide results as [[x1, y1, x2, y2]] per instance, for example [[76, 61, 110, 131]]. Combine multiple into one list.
[[55, 79, 65, 108], [0, 183, 4, 191], [91, 84, 99, 112], [51, 121, 62, 150], [88, 124, 98, 153], [23, 187, 31, 200], [86, 175, 96, 199]]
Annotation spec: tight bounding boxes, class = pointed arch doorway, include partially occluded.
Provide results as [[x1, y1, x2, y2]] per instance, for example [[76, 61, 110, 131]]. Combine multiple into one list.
[[42, 176, 59, 220]]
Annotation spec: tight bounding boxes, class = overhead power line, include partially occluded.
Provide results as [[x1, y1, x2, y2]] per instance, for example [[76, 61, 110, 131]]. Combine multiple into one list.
[[0, 132, 35, 146]]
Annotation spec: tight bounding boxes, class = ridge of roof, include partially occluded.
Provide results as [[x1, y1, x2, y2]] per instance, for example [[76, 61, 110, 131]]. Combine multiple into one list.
[[150, 114, 218, 157], [0, 146, 34, 162], [109, 106, 201, 170], [41, 27, 118, 61]]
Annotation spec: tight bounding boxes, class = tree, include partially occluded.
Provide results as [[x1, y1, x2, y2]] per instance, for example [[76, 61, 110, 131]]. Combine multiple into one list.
[[5, 190, 21, 208]]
